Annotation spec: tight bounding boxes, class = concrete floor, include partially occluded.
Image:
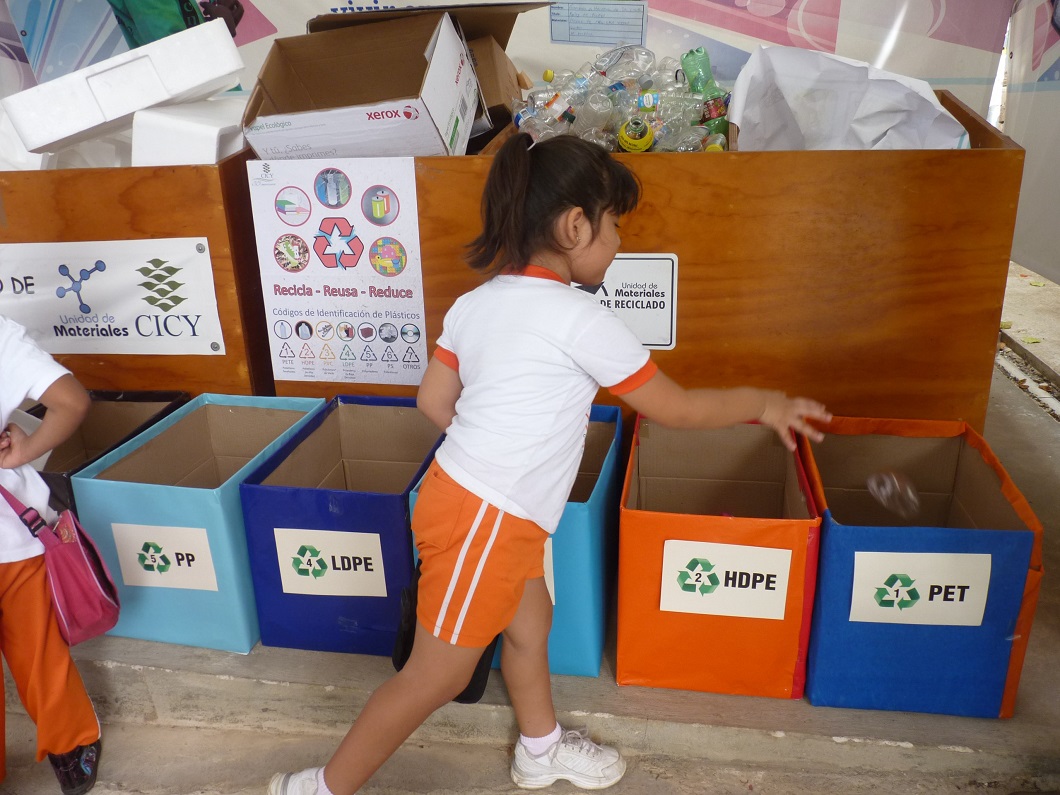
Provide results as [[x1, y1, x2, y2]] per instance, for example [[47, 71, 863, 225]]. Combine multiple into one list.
[[3, 269, 1059, 795]]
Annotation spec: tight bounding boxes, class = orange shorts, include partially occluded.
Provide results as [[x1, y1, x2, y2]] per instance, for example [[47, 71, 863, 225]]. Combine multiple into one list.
[[412, 460, 548, 648]]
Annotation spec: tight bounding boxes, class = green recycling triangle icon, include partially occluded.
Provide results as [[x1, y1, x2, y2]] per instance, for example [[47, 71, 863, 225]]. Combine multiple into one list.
[[677, 557, 720, 595], [874, 572, 920, 610]]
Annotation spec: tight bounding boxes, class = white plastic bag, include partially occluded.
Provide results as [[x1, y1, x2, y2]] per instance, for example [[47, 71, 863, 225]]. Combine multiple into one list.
[[728, 45, 969, 151]]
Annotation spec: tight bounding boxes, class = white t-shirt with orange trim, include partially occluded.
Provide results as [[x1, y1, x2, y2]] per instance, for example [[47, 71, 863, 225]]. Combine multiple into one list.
[[433, 266, 656, 534]]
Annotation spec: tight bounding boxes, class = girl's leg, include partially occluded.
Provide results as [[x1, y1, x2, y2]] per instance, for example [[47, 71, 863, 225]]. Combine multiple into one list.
[[321, 622, 485, 795], [499, 576, 557, 738], [0, 557, 99, 762], [502, 576, 626, 790]]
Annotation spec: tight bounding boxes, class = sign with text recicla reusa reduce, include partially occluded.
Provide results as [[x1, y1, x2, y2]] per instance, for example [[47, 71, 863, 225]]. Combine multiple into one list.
[[275, 528, 388, 597], [849, 551, 992, 626], [660, 539, 793, 620], [112, 523, 219, 591]]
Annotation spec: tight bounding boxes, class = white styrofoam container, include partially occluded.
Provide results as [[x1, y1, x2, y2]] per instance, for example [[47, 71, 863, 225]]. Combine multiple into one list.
[[132, 94, 249, 166], [1, 19, 243, 154]]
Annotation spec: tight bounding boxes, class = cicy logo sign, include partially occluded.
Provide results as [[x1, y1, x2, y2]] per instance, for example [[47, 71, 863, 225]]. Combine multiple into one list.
[[136, 258, 203, 339]]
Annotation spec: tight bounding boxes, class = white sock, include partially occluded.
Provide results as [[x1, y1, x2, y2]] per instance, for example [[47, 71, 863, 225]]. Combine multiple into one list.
[[316, 767, 337, 795], [519, 723, 562, 756]]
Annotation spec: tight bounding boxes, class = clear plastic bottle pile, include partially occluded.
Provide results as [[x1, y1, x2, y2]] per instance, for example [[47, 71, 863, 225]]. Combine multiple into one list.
[[511, 44, 731, 153]]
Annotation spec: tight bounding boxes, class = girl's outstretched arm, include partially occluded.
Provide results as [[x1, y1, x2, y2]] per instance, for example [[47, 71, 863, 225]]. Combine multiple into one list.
[[417, 356, 463, 432], [619, 369, 830, 451]]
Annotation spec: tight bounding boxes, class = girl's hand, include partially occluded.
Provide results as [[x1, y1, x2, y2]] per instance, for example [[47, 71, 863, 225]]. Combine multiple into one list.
[[0, 423, 31, 469], [759, 391, 832, 451]]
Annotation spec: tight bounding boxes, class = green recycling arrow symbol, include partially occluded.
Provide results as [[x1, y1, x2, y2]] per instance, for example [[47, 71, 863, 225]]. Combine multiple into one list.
[[874, 572, 920, 610], [138, 541, 171, 573], [292, 544, 328, 579], [677, 557, 720, 595]]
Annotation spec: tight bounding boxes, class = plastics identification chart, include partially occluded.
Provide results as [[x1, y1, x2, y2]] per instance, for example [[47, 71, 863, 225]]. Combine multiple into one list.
[[247, 158, 428, 386]]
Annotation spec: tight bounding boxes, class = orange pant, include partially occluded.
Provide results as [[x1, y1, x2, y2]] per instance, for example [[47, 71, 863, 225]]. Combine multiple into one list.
[[0, 555, 99, 781], [412, 461, 548, 648]]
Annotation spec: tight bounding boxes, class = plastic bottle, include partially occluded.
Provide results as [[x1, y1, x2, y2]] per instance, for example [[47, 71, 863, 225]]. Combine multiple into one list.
[[656, 91, 706, 126], [571, 89, 613, 137], [680, 46, 717, 94], [700, 83, 730, 137], [511, 99, 537, 130], [617, 116, 654, 152], [542, 68, 573, 85], [702, 132, 727, 151], [579, 127, 618, 151]]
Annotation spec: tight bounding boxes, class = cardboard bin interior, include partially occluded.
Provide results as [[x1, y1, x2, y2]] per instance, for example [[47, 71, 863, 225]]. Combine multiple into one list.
[[31, 390, 190, 511]]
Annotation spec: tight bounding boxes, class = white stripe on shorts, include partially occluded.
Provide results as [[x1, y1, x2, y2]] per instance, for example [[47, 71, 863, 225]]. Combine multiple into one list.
[[450, 509, 505, 645], [433, 498, 488, 639]]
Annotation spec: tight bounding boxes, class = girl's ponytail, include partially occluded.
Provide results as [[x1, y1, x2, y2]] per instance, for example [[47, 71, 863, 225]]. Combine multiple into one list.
[[465, 132, 640, 275], [466, 132, 534, 273]]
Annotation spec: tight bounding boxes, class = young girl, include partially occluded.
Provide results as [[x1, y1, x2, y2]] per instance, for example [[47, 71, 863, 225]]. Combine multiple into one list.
[[269, 132, 830, 795], [0, 315, 101, 795]]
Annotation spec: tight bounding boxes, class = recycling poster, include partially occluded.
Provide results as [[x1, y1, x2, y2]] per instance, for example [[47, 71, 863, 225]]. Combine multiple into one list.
[[247, 158, 427, 385]]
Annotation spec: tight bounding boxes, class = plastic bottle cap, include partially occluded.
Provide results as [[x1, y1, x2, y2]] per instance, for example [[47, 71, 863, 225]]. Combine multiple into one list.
[[543, 69, 555, 83], [704, 143, 724, 152]]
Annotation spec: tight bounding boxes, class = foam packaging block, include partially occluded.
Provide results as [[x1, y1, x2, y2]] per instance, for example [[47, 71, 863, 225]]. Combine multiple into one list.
[[2, 19, 243, 153]]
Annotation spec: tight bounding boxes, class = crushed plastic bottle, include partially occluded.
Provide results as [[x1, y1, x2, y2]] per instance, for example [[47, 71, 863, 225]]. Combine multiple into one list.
[[866, 471, 920, 519]]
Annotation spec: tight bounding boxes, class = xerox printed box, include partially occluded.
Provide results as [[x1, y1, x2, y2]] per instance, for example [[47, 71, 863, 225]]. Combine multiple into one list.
[[240, 396, 443, 656], [70, 394, 323, 653], [800, 417, 1043, 718]]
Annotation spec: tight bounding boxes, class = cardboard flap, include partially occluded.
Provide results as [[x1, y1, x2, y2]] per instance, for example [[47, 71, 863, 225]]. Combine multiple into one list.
[[637, 421, 788, 483], [307, 3, 546, 48], [259, 401, 441, 493], [250, 16, 440, 119]]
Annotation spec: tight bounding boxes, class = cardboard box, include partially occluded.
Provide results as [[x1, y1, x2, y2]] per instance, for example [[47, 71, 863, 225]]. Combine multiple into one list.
[[800, 417, 1044, 718], [242, 13, 479, 159], [409, 405, 622, 676], [617, 419, 821, 698], [466, 34, 522, 150], [29, 390, 191, 513], [239, 396, 443, 656], [70, 394, 324, 654], [1, 19, 242, 153], [132, 94, 249, 166]]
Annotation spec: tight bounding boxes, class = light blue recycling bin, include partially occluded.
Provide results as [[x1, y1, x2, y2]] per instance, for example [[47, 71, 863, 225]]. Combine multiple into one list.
[[410, 404, 622, 677], [71, 394, 324, 653]]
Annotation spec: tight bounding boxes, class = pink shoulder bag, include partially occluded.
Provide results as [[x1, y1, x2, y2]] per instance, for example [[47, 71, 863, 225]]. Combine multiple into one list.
[[0, 483, 120, 645]]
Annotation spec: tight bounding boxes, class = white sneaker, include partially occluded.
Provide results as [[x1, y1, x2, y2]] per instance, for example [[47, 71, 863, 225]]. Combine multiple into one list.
[[510, 728, 626, 790], [268, 767, 323, 795]]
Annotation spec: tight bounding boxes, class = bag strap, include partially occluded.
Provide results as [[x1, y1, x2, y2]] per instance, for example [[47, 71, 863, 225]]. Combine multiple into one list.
[[0, 483, 47, 537]]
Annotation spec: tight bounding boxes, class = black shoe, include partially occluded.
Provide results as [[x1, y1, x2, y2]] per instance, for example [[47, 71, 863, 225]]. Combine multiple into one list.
[[48, 738, 101, 795]]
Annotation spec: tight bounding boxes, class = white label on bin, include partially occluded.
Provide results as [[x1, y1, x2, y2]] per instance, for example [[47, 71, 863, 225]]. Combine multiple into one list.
[[849, 552, 991, 626], [275, 528, 388, 598], [112, 523, 218, 591], [659, 540, 792, 620]]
